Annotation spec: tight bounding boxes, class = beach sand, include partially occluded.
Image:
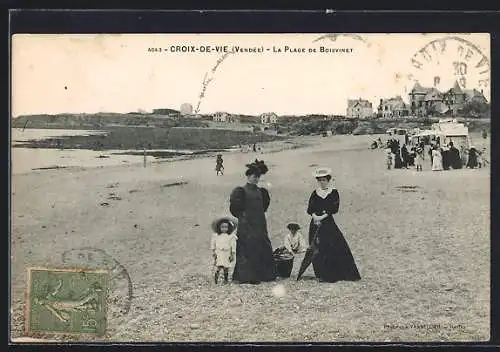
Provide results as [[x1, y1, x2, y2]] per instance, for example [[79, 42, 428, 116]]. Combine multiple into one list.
[[11, 133, 490, 342]]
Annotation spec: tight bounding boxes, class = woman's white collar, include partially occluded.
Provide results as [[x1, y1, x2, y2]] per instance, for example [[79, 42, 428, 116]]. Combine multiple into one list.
[[315, 187, 335, 199]]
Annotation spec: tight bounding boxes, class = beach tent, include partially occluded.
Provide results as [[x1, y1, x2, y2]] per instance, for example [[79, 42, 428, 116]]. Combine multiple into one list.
[[411, 122, 471, 158], [410, 130, 436, 146], [386, 128, 410, 145], [432, 121, 471, 149]]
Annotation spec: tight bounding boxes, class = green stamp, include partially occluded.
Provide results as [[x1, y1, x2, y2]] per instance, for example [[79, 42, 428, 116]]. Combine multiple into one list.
[[25, 267, 109, 336]]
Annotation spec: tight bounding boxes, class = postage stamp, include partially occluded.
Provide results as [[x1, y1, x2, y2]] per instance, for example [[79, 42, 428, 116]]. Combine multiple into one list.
[[25, 267, 109, 337], [11, 31, 490, 343]]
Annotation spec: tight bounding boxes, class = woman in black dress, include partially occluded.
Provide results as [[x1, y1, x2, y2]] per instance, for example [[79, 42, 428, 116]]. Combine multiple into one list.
[[229, 159, 277, 284], [215, 154, 224, 176], [307, 167, 361, 283], [466, 146, 479, 169]]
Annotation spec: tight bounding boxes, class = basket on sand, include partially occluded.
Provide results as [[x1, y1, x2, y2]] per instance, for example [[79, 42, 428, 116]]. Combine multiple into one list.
[[273, 247, 294, 278]]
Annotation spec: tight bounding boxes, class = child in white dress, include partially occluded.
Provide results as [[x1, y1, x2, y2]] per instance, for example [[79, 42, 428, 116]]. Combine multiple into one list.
[[210, 217, 238, 284]]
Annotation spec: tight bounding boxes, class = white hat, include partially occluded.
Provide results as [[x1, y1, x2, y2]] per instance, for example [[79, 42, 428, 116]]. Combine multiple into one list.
[[313, 167, 332, 178]]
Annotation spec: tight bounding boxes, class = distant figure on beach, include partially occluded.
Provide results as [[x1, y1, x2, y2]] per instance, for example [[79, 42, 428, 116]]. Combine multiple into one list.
[[415, 147, 424, 172], [229, 159, 277, 284], [252, 143, 257, 153], [386, 149, 393, 170], [431, 146, 443, 171], [441, 145, 450, 170], [401, 144, 409, 168], [478, 148, 488, 168], [388, 139, 403, 169], [408, 147, 416, 167], [448, 142, 462, 169], [393, 148, 403, 169], [478, 148, 487, 168], [466, 146, 479, 169], [211, 217, 238, 284], [428, 144, 434, 166], [482, 129, 488, 139], [215, 154, 224, 176], [460, 145, 468, 166], [306, 167, 361, 283]]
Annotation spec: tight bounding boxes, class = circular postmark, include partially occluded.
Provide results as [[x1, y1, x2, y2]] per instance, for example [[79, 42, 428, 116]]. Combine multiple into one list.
[[405, 35, 490, 96], [312, 33, 373, 48], [61, 247, 133, 318]]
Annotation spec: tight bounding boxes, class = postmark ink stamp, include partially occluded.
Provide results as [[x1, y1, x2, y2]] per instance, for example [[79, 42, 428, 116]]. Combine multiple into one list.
[[406, 35, 490, 93], [313, 33, 372, 48], [25, 267, 109, 337], [194, 49, 235, 114], [61, 247, 133, 317]]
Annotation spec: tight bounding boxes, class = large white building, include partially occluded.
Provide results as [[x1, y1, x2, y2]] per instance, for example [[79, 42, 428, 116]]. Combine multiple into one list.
[[346, 99, 373, 119], [378, 96, 410, 118]]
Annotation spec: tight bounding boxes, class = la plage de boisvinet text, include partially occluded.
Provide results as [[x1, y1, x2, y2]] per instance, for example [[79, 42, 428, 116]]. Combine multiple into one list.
[[231, 46, 354, 53], [165, 45, 353, 53]]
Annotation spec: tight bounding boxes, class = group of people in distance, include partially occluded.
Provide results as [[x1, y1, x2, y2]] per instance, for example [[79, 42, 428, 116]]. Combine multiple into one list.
[[210, 160, 361, 285], [385, 137, 486, 172], [385, 138, 424, 170]]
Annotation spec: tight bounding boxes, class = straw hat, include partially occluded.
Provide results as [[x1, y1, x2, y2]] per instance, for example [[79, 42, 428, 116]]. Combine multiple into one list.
[[313, 167, 332, 178], [211, 217, 238, 234]]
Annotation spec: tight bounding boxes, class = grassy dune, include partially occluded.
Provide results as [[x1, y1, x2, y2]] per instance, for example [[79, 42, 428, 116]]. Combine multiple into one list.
[[13, 126, 286, 152]]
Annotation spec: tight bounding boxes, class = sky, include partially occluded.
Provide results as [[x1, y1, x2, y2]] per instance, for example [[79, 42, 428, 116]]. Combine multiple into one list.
[[11, 33, 490, 117]]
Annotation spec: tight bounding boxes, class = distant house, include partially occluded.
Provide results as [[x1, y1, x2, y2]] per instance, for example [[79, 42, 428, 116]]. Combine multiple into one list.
[[346, 99, 373, 119], [260, 112, 278, 124], [213, 112, 240, 123], [378, 96, 410, 118], [213, 112, 230, 122], [180, 103, 193, 116], [409, 80, 488, 117], [463, 88, 488, 104]]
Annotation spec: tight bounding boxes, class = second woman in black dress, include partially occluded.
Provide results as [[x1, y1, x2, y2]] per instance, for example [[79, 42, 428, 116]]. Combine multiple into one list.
[[307, 167, 361, 283]]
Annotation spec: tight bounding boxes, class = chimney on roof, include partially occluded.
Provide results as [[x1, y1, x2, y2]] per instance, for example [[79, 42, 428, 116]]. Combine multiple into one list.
[[434, 76, 440, 88]]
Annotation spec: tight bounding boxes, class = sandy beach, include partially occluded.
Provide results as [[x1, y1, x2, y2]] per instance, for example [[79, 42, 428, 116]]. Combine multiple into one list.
[[11, 133, 490, 342]]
